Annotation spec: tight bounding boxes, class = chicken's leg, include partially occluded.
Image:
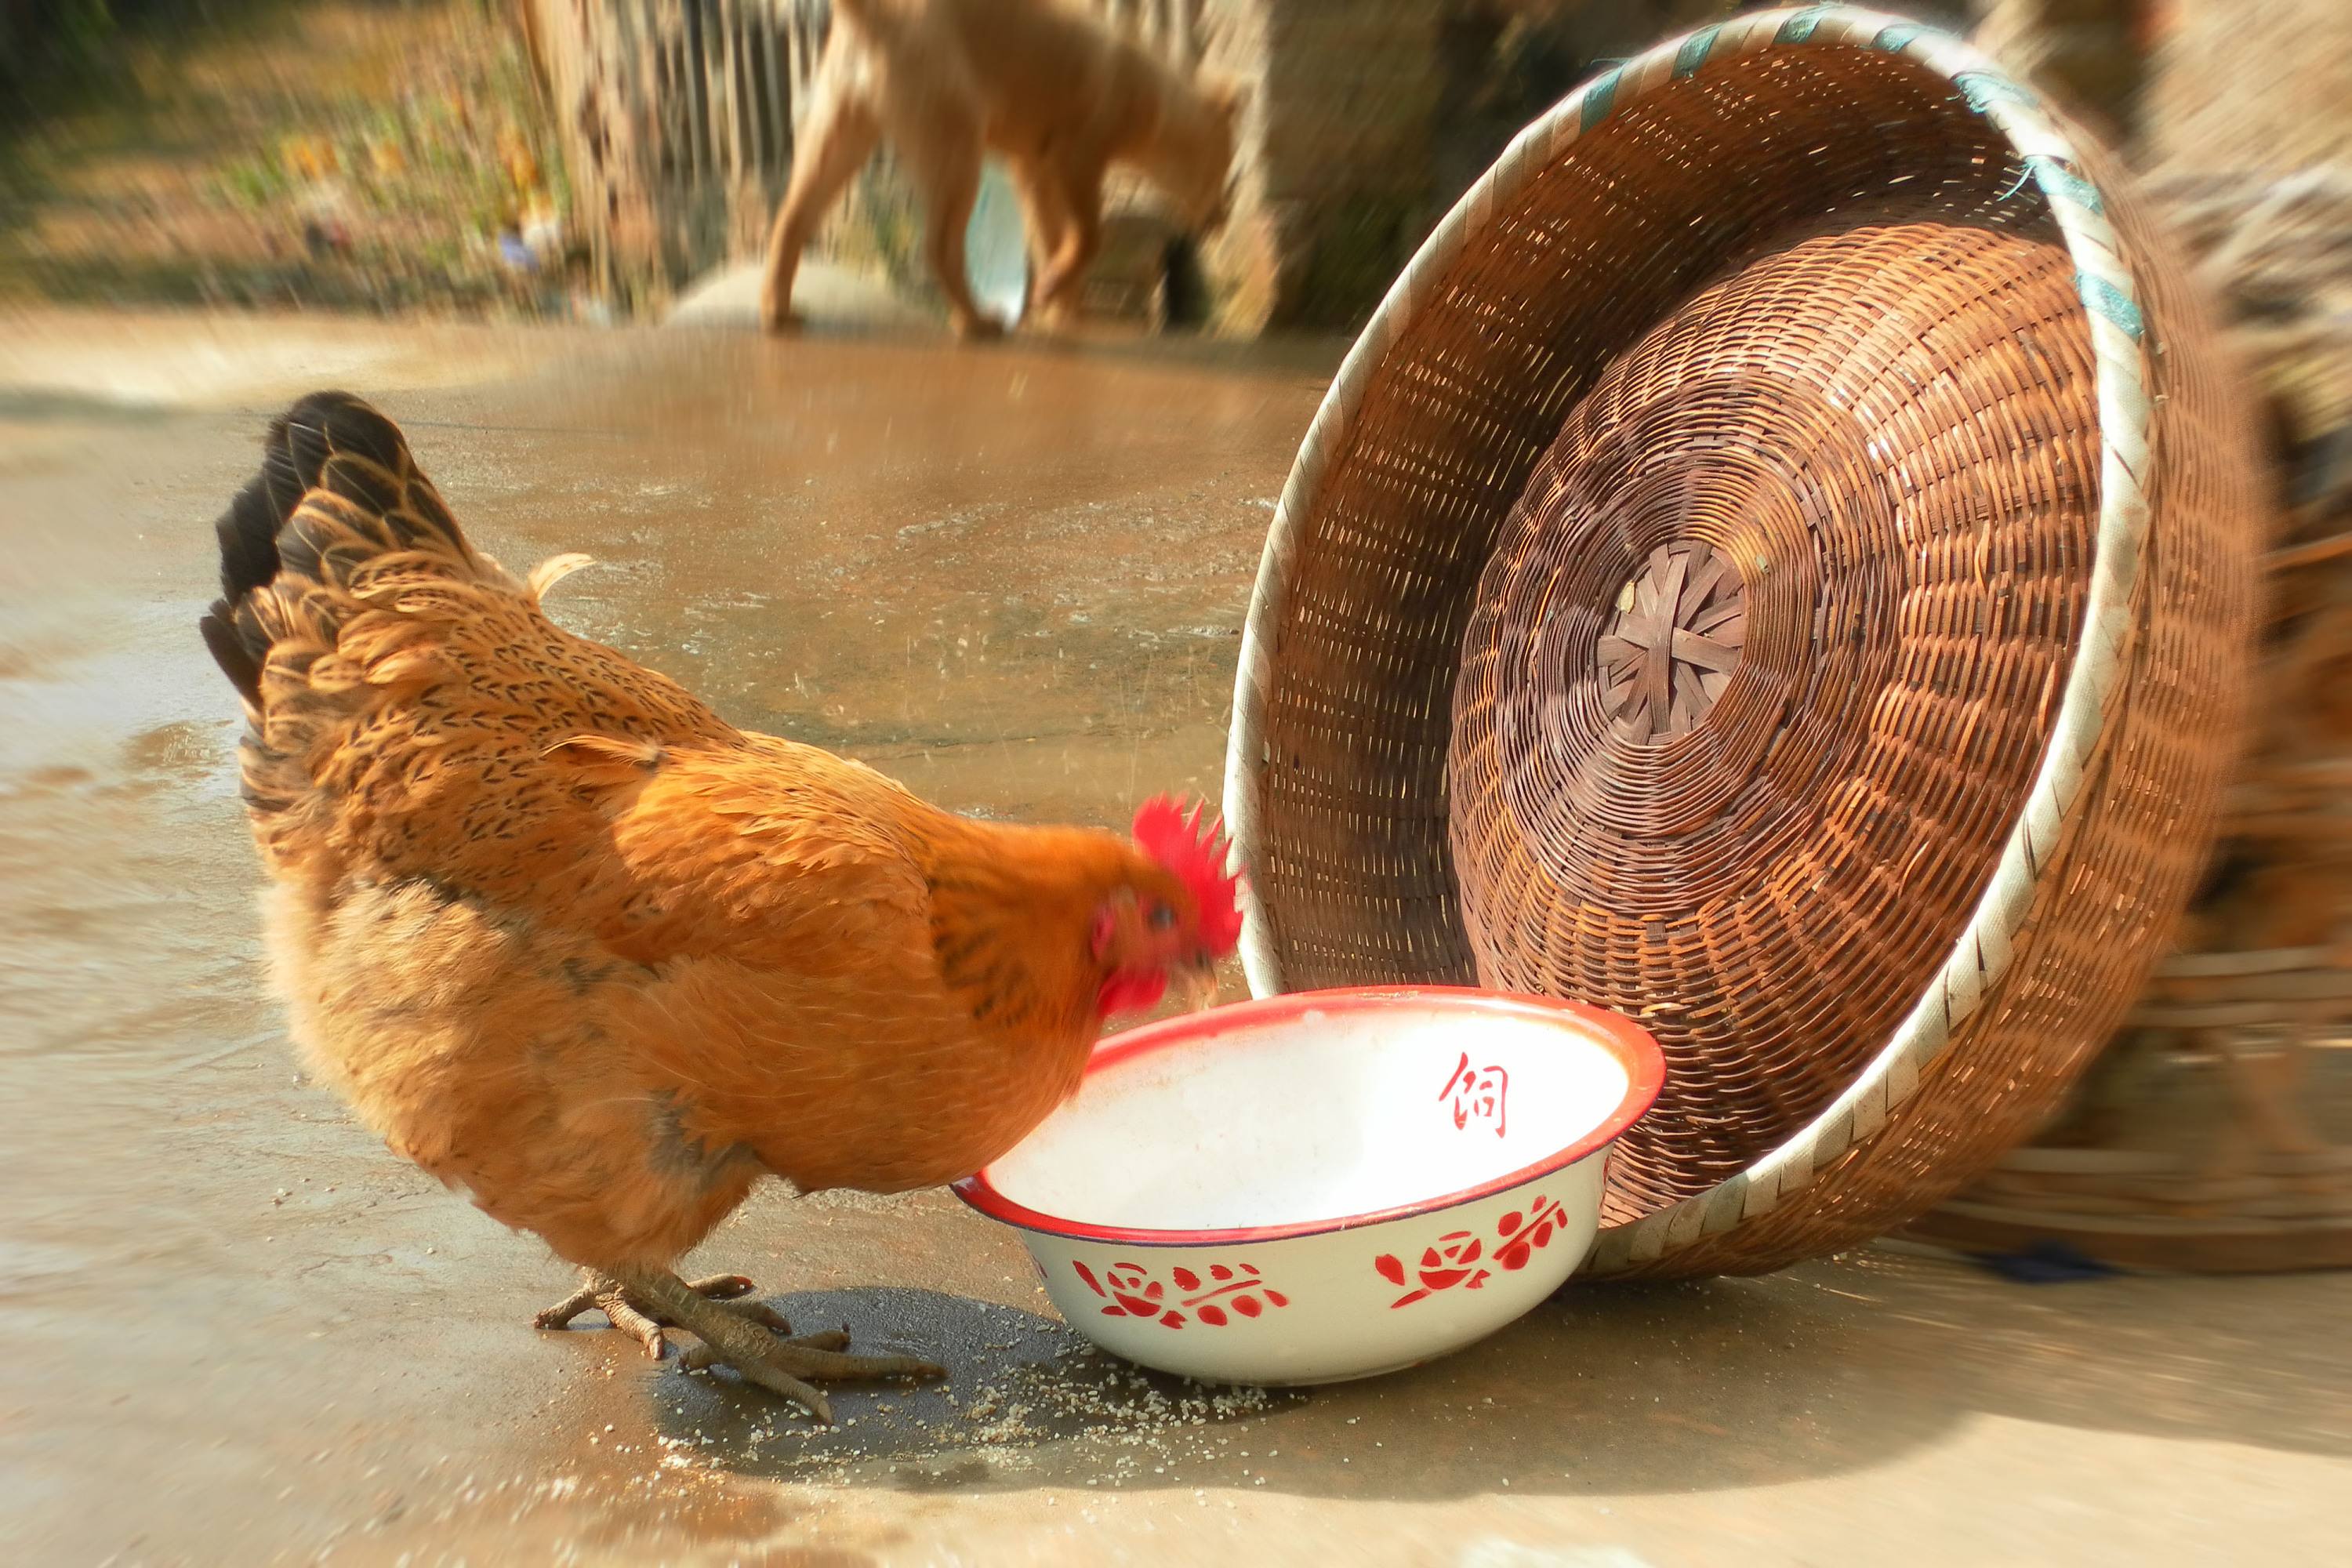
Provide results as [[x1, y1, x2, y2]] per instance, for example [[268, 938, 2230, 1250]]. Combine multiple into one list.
[[535, 1269, 806, 1358], [612, 1265, 946, 1421]]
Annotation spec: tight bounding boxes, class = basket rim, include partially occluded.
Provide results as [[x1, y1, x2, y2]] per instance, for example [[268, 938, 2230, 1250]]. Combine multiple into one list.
[[1220, 4, 2160, 1275]]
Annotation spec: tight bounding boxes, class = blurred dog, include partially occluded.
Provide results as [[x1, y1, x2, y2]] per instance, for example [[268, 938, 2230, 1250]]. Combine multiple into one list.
[[758, 0, 1247, 339]]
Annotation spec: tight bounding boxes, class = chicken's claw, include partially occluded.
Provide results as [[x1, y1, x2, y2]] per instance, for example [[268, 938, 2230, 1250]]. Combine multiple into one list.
[[615, 1267, 946, 1422], [535, 1269, 788, 1358]]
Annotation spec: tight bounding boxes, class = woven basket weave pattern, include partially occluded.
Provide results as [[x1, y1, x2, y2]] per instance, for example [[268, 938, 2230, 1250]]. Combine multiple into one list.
[[1720, 139, 2271, 1273], [1243, 49, 2057, 992], [1226, 9, 2262, 1278], [1450, 220, 2103, 1225]]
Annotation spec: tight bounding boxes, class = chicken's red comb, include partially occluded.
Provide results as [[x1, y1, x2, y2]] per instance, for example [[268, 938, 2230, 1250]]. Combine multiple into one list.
[[1133, 795, 1245, 953]]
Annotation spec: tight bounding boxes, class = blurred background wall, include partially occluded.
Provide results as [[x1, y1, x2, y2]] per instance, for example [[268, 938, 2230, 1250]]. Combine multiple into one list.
[[517, 0, 1791, 330]]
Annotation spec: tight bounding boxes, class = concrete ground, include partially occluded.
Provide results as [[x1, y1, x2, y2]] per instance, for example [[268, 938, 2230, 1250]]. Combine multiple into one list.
[[1, 308, 2345, 1568], [664, 261, 933, 334]]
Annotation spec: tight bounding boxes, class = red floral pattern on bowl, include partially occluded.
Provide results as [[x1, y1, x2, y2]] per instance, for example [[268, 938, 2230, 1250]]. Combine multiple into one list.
[[1375, 1192, 1571, 1308], [1073, 1258, 1292, 1329]]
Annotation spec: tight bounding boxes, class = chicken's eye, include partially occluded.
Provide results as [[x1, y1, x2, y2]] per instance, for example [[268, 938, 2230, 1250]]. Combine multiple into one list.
[[1147, 902, 1177, 931]]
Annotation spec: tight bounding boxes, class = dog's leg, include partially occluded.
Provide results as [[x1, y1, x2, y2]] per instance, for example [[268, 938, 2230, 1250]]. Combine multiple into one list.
[[1013, 162, 1071, 325], [906, 136, 1000, 341], [758, 60, 880, 335], [1029, 164, 1105, 330]]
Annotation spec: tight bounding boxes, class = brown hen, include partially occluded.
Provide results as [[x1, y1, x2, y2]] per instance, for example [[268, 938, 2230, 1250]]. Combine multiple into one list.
[[201, 392, 1243, 1417]]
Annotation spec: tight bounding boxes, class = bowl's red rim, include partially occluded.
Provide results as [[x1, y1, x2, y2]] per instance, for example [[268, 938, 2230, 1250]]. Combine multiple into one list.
[[951, 985, 1666, 1249]]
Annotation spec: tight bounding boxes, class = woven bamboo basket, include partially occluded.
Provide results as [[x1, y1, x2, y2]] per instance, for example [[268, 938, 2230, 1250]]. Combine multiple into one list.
[[1222, 5, 2265, 1279], [1908, 946, 2352, 1273], [1907, 0, 2351, 1274]]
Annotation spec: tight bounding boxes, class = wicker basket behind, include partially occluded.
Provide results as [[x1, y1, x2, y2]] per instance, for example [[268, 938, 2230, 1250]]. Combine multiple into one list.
[[1449, 218, 2107, 1227], [1224, 7, 2264, 1278]]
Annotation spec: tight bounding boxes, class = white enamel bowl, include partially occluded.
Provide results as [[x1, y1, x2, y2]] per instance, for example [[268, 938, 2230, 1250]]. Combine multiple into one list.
[[953, 987, 1664, 1385]]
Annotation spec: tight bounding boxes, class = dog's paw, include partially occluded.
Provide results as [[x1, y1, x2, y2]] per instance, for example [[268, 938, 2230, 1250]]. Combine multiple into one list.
[[1029, 301, 1080, 336], [757, 292, 805, 336], [952, 310, 1007, 343]]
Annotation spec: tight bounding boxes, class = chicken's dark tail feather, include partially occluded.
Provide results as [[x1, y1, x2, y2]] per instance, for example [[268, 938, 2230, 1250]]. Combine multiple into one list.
[[199, 390, 446, 706]]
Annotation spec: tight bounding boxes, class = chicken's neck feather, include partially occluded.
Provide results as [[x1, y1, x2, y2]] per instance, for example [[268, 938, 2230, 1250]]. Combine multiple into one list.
[[917, 816, 1152, 1045]]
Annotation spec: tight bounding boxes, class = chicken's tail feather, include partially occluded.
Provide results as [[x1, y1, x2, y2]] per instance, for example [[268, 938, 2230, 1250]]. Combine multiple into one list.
[[201, 391, 492, 707]]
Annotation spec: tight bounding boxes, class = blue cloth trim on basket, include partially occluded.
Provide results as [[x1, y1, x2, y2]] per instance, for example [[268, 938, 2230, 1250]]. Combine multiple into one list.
[[1777, 8, 1831, 45], [1673, 26, 1720, 78], [1955, 69, 2036, 114], [2077, 272, 2146, 341], [1580, 67, 1622, 131], [2028, 155, 2104, 215], [1871, 22, 1929, 53]]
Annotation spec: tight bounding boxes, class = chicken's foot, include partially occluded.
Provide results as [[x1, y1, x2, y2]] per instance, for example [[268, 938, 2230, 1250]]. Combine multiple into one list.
[[614, 1265, 945, 1421], [535, 1269, 812, 1359]]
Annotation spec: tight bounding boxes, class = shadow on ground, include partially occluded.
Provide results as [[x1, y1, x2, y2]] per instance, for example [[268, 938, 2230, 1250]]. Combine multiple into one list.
[[634, 1250, 2347, 1504]]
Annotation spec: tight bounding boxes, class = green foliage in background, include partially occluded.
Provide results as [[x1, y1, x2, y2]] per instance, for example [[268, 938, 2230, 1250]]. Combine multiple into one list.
[[1, 0, 578, 318], [2, 0, 201, 118]]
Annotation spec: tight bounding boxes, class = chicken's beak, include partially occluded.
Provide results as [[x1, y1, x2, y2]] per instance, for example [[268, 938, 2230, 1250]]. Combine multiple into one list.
[[1176, 959, 1221, 1014]]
